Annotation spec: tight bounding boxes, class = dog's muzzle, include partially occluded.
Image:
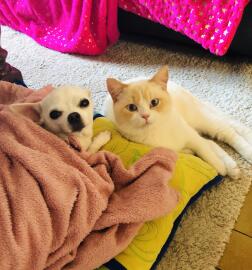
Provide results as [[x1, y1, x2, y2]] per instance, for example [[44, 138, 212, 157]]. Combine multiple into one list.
[[68, 112, 85, 132]]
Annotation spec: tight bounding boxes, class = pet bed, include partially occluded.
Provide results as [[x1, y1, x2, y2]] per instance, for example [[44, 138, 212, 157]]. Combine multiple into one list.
[[93, 116, 223, 270]]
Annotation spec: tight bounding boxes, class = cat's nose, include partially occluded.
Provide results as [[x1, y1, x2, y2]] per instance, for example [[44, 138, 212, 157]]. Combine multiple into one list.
[[141, 113, 150, 120]]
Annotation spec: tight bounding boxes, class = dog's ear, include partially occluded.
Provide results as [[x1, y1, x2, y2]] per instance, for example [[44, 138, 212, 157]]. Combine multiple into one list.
[[106, 78, 127, 102], [10, 102, 43, 123]]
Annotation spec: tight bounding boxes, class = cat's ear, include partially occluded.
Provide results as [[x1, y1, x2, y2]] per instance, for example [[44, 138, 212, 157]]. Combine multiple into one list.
[[150, 65, 169, 90], [10, 102, 43, 123], [106, 78, 127, 102]]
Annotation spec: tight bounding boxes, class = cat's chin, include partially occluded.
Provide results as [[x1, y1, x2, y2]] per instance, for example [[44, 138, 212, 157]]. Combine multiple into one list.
[[140, 121, 153, 128]]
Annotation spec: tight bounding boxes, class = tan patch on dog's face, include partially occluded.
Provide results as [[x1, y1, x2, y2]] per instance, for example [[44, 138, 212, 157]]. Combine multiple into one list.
[[113, 80, 171, 128]]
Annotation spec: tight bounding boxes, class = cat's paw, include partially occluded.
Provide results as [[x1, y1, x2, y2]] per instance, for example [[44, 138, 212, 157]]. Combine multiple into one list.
[[213, 161, 227, 177], [227, 165, 241, 180], [221, 155, 240, 179]]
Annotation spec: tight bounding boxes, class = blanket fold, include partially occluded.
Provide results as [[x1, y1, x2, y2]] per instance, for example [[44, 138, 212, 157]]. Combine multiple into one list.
[[0, 82, 179, 270]]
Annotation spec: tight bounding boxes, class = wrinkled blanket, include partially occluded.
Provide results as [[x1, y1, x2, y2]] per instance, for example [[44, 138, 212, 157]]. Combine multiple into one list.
[[119, 0, 249, 55], [0, 0, 119, 55], [0, 82, 179, 270]]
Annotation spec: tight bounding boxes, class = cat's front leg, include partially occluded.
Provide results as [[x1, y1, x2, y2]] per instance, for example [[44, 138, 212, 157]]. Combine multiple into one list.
[[229, 120, 252, 163], [207, 140, 240, 179], [187, 131, 227, 176], [187, 102, 252, 164]]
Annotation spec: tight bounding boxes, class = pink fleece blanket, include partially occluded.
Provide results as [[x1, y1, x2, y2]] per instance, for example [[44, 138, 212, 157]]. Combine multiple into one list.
[[0, 82, 179, 270], [119, 0, 249, 55]]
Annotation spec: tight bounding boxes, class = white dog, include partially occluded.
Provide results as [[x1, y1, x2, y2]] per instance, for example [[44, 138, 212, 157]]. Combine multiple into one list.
[[11, 85, 111, 153]]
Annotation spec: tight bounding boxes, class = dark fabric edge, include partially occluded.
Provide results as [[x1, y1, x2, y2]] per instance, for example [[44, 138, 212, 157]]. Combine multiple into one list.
[[4, 79, 27, 87], [104, 259, 127, 270], [14, 80, 27, 87], [94, 113, 104, 119]]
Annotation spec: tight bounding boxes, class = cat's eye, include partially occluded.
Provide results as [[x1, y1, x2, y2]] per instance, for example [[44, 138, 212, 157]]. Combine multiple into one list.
[[79, 98, 89, 108], [150, 98, 159, 108], [50, 110, 62, 120], [127, 104, 138, 112]]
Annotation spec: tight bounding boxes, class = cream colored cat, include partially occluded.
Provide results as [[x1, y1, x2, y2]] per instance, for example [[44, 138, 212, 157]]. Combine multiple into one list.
[[103, 66, 252, 179]]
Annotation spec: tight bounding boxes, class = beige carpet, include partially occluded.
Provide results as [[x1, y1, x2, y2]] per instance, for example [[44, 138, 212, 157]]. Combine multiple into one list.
[[2, 26, 252, 270]]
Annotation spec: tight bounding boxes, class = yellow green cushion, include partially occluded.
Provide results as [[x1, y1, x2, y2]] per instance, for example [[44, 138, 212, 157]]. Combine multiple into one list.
[[94, 117, 222, 270]]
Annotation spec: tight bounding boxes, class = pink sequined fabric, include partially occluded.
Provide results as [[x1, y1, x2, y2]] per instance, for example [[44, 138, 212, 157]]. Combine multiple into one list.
[[119, 0, 249, 55], [0, 0, 119, 55], [0, 1, 249, 56]]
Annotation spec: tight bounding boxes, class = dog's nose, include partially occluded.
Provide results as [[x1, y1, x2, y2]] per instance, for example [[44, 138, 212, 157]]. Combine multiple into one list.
[[68, 112, 84, 132], [68, 112, 81, 124]]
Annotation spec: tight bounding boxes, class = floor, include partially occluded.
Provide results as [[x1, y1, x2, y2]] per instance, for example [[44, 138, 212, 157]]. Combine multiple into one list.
[[218, 186, 252, 270]]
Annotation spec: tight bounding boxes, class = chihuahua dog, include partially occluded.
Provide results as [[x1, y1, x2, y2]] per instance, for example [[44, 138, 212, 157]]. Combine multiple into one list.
[[10, 85, 111, 153]]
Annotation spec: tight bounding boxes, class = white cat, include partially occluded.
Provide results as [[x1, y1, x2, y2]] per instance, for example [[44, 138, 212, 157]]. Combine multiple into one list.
[[103, 66, 252, 179]]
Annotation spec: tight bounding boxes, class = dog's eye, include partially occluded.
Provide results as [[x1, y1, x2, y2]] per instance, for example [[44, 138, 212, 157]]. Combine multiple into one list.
[[49, 110, 62, 120], [126, 104, 138, 112], [79, 99, 89, 108], [150, 98, 159, 108]]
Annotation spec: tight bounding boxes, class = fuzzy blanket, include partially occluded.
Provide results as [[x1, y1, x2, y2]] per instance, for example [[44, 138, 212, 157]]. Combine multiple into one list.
[[0, 82, 179, 270]]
